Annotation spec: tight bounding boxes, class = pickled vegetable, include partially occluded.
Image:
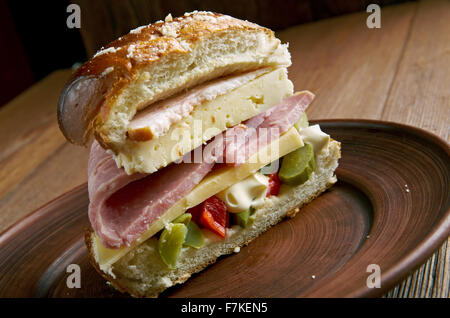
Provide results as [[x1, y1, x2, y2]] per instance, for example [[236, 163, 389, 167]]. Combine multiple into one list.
[[184, 221, 204, 248], [198, 196, 228, 238], [173, 213, 192, 226], [232, 209, 250, 228], [266, 173, 281, 197], [232, 206, 255, 228], [248, 213, 256, 225], [158, 223, 188, 269], [279, 143, 315, 186], [294, 112, 309, 131]]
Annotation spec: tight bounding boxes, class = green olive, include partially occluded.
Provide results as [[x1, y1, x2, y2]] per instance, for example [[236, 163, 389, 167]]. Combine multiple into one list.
[[184, 221, 205, 249], [158, 223, 188, 269], [232, 209, 250, 228], [232, 206, 256, 228], [173, 213, 192, 226], [279, 143, 315, 186], [248, 213, 256, 226]]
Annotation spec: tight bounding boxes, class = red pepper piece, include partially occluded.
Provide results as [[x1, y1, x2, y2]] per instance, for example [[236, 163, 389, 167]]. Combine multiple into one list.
[[199, 196, 228, 238], [266, 173, 281, 197]]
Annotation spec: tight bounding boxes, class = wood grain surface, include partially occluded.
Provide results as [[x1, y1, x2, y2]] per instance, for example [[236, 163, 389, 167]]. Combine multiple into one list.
[[0, 0, 448, 297]]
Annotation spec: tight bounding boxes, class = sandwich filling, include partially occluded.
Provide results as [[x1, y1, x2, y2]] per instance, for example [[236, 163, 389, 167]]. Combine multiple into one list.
[[89, 91, 314, 249], [127, 67, 272, 141], [112, 67, 293, 174], [86, 59, 332, 274]]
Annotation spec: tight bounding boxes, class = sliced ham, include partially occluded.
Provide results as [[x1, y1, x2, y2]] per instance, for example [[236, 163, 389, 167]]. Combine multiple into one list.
[[88, 91, 314, 248], [88, 142, 217, 248], [98, 160, 214, 248], [88, 142, 146, 203], [223, 91, 314, 164]]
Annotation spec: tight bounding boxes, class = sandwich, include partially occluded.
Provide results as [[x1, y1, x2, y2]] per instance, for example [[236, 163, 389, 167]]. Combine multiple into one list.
[[57, 11, 341, 297]]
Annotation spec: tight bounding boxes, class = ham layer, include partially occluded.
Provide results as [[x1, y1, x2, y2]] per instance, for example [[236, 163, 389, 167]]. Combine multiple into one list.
[[88, 91, 314, 248], [127, 68, 270, 141]]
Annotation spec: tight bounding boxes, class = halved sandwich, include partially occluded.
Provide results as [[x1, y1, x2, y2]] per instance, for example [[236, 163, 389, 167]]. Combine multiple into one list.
[[58, 11, 341, 297]]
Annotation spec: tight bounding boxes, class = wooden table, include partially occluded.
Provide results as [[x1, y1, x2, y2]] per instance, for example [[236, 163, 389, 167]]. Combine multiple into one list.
[[0, 0, 448, 297]]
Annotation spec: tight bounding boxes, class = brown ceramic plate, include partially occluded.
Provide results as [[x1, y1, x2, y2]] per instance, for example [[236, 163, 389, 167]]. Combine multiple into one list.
[[0, 120, 448, 298]]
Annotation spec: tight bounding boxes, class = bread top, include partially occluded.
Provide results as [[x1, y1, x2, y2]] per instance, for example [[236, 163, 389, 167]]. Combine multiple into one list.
[[58, 11, 291, 147]]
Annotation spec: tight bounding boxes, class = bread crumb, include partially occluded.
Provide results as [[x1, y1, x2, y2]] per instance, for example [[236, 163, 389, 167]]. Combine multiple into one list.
[[165, 13, 173, 22], [233, 247, 240, 253], [130, 25, 146, 34], [160, 277, 173, 287], [94, 46, 119, 58], [287, 207, 300, 218], [185, 10, 198, 16], [160, 22, 179, 37], [127, 44, 136, 58]]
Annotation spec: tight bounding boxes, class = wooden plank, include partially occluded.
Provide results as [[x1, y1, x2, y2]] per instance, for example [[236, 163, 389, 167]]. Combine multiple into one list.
[[379, 0, 450, 298], [0, 123, 64, 198], [0, 142, 88, 233], [381, 0, 450, 141], [277, 2, 417, 120], [0, 69, 89, 233], [0, 70, 72, 162]]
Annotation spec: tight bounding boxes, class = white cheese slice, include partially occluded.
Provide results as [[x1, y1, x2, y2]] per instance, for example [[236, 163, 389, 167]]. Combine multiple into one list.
[[127, 68, 272, 141], [94, 127, 303, 273]]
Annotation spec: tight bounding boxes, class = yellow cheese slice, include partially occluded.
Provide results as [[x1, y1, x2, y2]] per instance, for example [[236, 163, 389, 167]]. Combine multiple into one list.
[[113, 67, 294, 174], [94, 127, 304, 272]]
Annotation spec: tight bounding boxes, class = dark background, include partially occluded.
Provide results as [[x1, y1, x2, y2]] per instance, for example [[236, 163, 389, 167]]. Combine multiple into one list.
[[1, 0, 408, 107]]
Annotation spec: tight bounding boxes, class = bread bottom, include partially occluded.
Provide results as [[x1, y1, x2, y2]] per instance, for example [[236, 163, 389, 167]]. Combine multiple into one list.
[[88, 140, 341, 297]]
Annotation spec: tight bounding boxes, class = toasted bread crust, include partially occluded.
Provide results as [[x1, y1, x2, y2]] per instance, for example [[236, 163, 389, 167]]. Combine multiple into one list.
[[58, 11, 285, 147]]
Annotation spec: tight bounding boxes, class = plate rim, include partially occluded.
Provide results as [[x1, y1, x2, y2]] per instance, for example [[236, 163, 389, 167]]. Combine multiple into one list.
[[310, 119, 450, 297]]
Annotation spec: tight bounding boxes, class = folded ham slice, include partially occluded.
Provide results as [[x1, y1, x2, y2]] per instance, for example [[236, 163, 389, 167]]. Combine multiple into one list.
[[88, 91, 314, 248], [223, 91, 314, 164], [88, 142, 216, 248]]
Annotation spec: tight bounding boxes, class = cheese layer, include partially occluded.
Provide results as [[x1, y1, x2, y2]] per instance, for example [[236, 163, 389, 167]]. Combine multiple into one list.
[[94, 127, 303, 273], [114, 67, 293, 174], [127, 68, 272, 141]]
